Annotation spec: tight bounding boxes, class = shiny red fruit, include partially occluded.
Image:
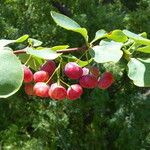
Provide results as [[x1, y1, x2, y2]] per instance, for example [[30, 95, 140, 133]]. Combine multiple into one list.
[[98, 72, 114, 89], [33, 71, 49, 83], [79, 74, 98, 88], [33, 82, 49, 97], [24, 84, 34, 95], [67, 84, 83, 100], [40, 60, 56, 75], [64, 62, 83, 79], [49, 83, 67, 100], [23, 65, 33, 83]]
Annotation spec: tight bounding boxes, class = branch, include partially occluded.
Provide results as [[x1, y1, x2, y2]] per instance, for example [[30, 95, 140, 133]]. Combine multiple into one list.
[[56, 46, 88, 53], [13, 46, 88, 54], [13, 49, 26, 54]]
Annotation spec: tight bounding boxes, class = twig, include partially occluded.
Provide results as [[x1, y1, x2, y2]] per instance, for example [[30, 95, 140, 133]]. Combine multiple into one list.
[[56, 46, 88, 53], [13, 46, 88, 55], [13, 49, 26, 54]]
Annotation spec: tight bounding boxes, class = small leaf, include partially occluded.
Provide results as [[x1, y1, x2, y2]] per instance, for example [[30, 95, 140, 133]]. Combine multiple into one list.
[[51, 11, 88, 42], [106, 30, 128, 43], [123, 30, 150, 45], [77, 58, 93, 67], [28, 38, 43, 47], [16, 34, 29, 43], [26, 47, 61, 60], [91, 29, 107, 43], [0, 50, 23, 98], [62, 55, 92, 67], [0, 39, 16, 48], [128, 58, 150, 87], [137, 46, 150, 53], [18, 54, 44, 71], [139, 32, 147, 38], [91, 40, 123, 63], [51, 45, 69, 51]]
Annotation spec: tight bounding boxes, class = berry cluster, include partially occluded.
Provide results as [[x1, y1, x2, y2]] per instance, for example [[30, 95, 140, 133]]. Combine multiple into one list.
[[23, 61, 114, 101]]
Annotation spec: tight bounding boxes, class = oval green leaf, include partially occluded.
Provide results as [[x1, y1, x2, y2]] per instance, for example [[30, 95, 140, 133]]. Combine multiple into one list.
[[128, 58, 150, 87], [0, 50, 23, 98], [28, 38, 43, 47], [51, 45, 69, 51], [137, 46, 150, 53], [26, 47, 61, 60], [106, 30, 128, 43], [0, 39, 16, 48], [91, 29, 107, 44], [51, 11, 88, 42], [18, 54, 44, 71], [123, 30, 150, 45], [91, 41, 123, 63], [16, 35, 29, 43]]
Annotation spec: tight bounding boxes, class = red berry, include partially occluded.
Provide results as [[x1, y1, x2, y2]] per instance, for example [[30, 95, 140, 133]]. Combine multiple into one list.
[[67, 84, 83, 100], [33, 71, 49, 83], [24, 84, 34, 95], [40, 60, 56, 75], [23, 65, 33, 83], [79, 74, 98, 88], [49, 83, 67, 100], [82, 67, 89, 76], [89, 66, 100, 78], [98, 72, 114, 89], [64, 62, 83, 79], [33, 82, 49, 97]]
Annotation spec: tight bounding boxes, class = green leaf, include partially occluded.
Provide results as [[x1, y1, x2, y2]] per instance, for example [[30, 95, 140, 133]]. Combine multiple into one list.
[[91, 40, 123, 63], [51, 45, 69, 51], [18, 54, 44, 71], [26, 47, 61, 60], [16, 34, 29, 43], [106, 30, 128, 43], [137, 46, 150, 53], [91, 29, 107, 44], [0, 39, 16, 48], [0, 50, 23, 98], [62, 55, 92, 67], [128, 58, 150, 87], [0, 35, 29, 48], [123, 30, 150, 45], [51, 11, 88, 42], [77, 58, 93, 67], [139, 32, 147, 38], [28, 38, 43, 47]]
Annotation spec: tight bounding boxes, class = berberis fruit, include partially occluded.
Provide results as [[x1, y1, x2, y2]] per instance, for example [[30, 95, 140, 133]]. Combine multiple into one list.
[[79, 74, 98, 88], [49, 83, 67, 100], [40, 60, 56, 75], [64, 62, 83, 79], [98, 72, 114, 89], [24, 84, 34, 95], [33, 82, 49, 97], [33, 71, 49, 82], [23, 65, 33, 83], [67, 84, 83, 100]]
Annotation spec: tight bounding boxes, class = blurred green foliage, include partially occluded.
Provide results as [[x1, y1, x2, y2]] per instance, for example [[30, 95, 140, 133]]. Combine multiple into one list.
[[0, 0, 150, 149]]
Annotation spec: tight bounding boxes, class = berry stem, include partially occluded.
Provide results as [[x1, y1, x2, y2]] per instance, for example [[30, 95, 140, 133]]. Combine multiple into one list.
[[85, 51, 90, 66], [76, 51, 87, 63], [60, 79, 70, 87], [24, 55, 32, 66], [46, 64, 60, 84]]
